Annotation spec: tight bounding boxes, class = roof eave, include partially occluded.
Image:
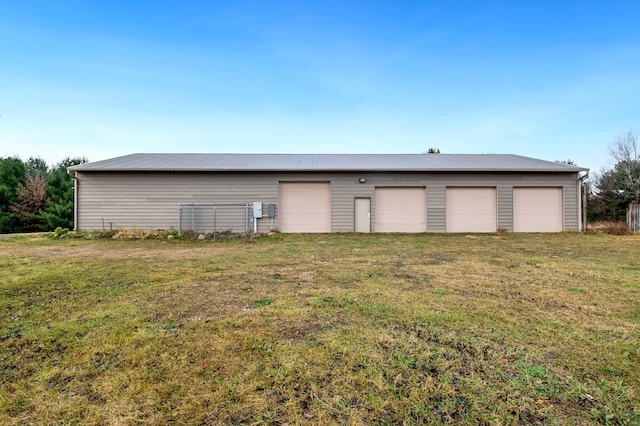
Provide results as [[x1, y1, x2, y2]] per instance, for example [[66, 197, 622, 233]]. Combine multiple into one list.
[[69, 167, 588, 173]]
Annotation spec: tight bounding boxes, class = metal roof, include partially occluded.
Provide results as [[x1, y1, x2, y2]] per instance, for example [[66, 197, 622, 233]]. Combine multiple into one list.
[[68, 153, 588, 172]]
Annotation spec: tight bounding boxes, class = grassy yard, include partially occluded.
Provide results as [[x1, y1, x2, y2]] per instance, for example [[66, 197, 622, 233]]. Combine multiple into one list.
[[0, 233, 639, 425]]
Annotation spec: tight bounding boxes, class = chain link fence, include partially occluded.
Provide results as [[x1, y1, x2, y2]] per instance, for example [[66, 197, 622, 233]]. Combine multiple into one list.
[[178, 203, 255, 240]]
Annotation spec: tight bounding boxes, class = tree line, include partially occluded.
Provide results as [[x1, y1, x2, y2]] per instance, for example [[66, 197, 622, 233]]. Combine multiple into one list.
[[0, 156, 85, 233], [588, 131, 640, 222]]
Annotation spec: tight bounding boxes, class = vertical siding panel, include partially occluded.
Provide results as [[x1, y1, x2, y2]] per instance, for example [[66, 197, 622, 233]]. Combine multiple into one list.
[[497, 186, 513, 231], [76, 172, 280, 233], [427, 186, 446, 232], [563, 184, 579, 231], [330, 175, 371, 232]]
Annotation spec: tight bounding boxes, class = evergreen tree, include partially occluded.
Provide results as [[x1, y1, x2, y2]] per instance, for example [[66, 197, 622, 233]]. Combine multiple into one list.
[[43, 157, 84, 230], [0, 157, 27, 232], [25, 157, 48, 178]]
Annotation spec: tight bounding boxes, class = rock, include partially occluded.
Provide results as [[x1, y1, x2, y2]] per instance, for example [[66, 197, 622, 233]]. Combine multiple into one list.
[[197, 234, 206, 240]]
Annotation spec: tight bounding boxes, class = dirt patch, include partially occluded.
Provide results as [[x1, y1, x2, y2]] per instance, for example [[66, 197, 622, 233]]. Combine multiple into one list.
[[0, 232, 45, 239]]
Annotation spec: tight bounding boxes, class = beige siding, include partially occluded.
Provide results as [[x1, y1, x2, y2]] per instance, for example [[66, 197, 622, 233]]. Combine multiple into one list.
[[330, 176, 371, 232], [497, 186, 513, 231], [427, 186, 446, 232], [76, 172, 279, 234], [564, 184, 579, 230], [75, 171, 582, 233]]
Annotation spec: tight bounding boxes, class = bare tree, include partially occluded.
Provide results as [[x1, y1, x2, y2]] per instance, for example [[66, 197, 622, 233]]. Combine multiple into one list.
[[589, 168, 627, 221], [609, 130, 640, 204]]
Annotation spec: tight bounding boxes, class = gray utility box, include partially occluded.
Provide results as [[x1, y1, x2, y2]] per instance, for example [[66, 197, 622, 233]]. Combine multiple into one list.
[[253, 202, 263, 219], [266, 203, 276, 218]]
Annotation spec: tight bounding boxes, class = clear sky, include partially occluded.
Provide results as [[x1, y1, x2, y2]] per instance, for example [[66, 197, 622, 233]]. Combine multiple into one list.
[[1, 1, 639, 172]]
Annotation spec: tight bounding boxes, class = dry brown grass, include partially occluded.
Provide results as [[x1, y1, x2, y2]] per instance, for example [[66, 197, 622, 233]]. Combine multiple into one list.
[[1, 233, 639, 425], [587, 221, 631, 235]]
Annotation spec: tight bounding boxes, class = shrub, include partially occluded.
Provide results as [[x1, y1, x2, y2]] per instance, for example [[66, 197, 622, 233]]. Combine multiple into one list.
[[587, 221, 630, 235]]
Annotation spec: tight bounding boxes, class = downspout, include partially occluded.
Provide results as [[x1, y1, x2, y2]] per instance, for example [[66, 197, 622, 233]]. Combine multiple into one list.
[[68, 170, 78, 231], [578, 171, 589, 232]]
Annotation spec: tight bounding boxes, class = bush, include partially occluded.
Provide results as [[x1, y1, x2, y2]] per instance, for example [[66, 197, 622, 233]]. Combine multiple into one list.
[[47, 227, 71, 239], [586, 221, 630, 235]]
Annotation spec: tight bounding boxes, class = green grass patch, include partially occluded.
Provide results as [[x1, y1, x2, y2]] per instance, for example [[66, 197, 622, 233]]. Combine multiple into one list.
[[526, 365, 547, 377], [1, 233, 639, 424], [252, 297, 274, 309]]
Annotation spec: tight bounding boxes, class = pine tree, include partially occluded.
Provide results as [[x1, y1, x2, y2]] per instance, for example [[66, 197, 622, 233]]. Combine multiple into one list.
[[42, 157, 85, 230], [0, 157, 27, 232]]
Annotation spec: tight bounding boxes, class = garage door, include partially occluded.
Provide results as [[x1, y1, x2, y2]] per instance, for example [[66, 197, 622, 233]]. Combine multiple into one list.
[[279, 182, 331, 233], [446, 187, 496, 232], [513, 188, 563, 232], [374, 187, 426, 232]]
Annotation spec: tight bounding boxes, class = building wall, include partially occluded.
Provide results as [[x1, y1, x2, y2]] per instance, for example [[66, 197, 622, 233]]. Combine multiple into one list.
[[74, 171, 581, 233], [497, 186, 514, 231]]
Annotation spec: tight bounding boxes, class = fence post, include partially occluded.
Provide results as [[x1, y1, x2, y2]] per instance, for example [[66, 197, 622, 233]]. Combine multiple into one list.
[[629, 203, 640, 233], [178, 204, 183, 236], [245, 203, 249, 234]]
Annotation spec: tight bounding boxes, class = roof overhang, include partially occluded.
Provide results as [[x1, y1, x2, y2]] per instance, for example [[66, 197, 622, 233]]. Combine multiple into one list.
[[68, 153, 589, 173]]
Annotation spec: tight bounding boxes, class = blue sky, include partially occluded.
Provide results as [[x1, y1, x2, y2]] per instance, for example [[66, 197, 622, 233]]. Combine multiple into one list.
[[1, 1, 639, 172]]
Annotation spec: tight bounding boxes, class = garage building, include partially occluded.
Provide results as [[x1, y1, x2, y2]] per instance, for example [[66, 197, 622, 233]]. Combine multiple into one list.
[[68, 153, 588, 233]]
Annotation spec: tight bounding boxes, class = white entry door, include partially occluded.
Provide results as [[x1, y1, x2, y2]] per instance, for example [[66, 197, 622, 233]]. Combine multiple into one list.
[[355, 198, 371, 233]]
